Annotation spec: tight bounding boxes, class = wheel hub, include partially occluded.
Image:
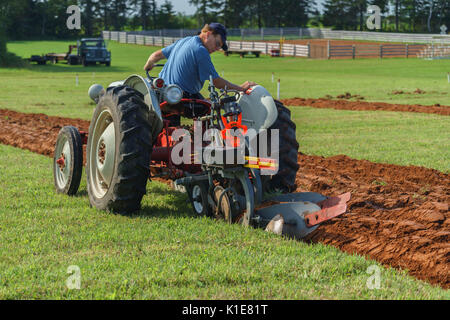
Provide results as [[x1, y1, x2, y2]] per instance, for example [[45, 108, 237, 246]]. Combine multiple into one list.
[[55, 139, 71, 188], [192, 184, 204, 214], [88, 109, 116, 199], [95, 122, 115, 186], [57, 153, 66, 170], [98, 141, 106, 165]]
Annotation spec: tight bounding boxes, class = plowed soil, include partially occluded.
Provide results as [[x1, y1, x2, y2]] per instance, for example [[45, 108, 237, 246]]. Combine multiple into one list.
[[0, 109, 90, 157], [281, 97, 450, 116], [299, 153, 449, 289], [0, 108, 448, 288]]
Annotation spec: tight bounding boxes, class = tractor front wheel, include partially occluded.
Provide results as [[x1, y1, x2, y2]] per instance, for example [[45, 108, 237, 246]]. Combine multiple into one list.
[[86, 85, 153, 214], [53, 126, 83, 195]]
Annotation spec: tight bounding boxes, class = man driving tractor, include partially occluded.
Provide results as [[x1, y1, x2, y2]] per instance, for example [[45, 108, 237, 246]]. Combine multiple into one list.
[[143, 23, 257, 118]]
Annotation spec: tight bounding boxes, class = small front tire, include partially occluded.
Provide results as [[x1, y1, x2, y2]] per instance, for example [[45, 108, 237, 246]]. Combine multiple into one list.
[[53, 126, 83, 195], [187, 181, 211, 217]]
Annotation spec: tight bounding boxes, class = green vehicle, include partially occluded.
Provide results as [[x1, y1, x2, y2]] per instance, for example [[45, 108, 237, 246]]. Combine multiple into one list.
[[67, 38, 111, 67]]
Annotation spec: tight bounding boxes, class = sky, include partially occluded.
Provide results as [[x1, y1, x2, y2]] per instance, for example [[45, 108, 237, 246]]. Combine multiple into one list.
[[159, 0, 326, 16], [157, 0, 196, 15]]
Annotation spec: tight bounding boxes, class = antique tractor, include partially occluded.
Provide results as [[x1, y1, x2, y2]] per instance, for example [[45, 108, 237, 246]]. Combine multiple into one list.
[[53, 67, 349, 238]]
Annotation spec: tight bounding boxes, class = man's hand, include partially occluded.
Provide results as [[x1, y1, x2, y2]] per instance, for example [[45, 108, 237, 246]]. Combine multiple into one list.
[[213, 78, 257, 92], [144, 63, 155, 72], [240, 81, 257, 92]]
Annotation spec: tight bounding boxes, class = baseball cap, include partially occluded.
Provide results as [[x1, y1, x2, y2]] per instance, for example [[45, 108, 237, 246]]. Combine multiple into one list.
[[209, 22, 228, 51]]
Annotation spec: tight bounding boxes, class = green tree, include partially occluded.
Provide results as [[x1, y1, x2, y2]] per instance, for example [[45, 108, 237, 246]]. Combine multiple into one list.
[[109, 0, 127, 30], [156, 0, 177, 28], [189, 0, 223, 26], [80, 0, 96, 36], [0, 0, 27, 66], [130, 0, 151, 30]]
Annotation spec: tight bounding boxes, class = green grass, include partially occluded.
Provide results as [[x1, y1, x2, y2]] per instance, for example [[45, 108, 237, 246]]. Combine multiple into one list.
[[0, 41, 449, 298], [2, 40, 450, 119], [293, 107, 450, 173], [0, 143, 448, 299], [2, 40, 449, 172]]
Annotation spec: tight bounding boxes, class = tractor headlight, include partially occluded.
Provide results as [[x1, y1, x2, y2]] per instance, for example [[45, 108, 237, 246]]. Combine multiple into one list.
[[164, 84, 183, 104]]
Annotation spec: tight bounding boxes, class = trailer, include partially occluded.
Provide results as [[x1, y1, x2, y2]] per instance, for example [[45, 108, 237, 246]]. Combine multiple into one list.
[[29, 45, 78, 65], [224, 50, 262, 58]]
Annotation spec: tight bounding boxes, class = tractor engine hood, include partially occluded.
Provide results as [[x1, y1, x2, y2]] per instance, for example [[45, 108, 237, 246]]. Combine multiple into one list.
[[238, 85, 278, 131]]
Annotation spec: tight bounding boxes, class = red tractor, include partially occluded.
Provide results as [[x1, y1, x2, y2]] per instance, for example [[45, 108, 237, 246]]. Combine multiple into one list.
[[53, 66, 349, 238]]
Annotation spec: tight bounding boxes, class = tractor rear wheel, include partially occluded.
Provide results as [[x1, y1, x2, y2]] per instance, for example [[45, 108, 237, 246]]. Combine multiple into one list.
[[86, 85, 153, 214], [53, 126, 83, 195], [264, 100, 299, 193]]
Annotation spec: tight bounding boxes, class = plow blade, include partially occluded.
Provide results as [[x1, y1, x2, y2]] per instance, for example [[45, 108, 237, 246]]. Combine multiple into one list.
[[256, 192, 350, 239]]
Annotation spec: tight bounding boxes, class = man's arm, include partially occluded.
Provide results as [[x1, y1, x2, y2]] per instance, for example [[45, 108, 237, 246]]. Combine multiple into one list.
[[143, 49, 165, 71], [213, 77, 257, 92]]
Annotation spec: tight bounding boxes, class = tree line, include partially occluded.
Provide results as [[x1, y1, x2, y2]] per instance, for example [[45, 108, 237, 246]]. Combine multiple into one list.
[[322, 0, 448, 33], [0, 0, 448, 41]]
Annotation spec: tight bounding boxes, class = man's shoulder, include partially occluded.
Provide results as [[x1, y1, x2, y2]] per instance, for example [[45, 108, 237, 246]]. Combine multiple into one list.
[[184, 36, 206, 51]]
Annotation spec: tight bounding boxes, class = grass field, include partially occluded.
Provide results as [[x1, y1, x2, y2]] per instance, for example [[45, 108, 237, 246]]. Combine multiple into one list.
[[0, 143, 448, 299], [293, 107, 449, 173], [3, 40, 449, 172], [3, 40, 450, 120], [0, 40, 449, 299]]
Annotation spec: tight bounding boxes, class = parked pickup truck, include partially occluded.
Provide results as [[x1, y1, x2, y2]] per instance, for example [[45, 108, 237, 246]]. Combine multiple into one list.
[[29, 38, 111, 67]]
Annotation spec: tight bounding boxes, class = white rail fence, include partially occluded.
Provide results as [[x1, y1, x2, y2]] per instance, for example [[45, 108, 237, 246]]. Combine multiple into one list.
[[103, 31, 448, 59], [104, 31, 310, 58], [104, 28, 450, 44]]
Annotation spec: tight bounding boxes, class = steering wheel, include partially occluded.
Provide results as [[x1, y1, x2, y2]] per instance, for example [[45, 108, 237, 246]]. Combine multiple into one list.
[[146, 64, 165, 80]]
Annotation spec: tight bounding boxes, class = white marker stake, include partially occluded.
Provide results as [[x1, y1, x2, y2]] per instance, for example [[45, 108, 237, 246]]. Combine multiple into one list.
[[272, 72, 274, 83], [277, 79, 280, 100], [76, 74, 79, 86], [448, 72, 450, 83]]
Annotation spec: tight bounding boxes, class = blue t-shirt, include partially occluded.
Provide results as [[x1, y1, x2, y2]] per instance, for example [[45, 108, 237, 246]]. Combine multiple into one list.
[[159, 36, 219, 94]]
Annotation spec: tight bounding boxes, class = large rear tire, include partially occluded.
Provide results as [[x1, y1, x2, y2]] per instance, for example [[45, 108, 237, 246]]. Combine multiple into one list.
[[264, 100, 299, 193], [86, 85, 153, 214]]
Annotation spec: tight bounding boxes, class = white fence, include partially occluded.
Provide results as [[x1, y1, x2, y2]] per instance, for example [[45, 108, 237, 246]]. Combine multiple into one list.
[[103, 28, 450, 44], [103, 31, 310, 58], [102, 31, 448, 59]]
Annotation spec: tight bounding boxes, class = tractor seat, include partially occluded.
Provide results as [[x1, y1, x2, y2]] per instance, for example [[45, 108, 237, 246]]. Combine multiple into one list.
[[160, 99, 211, 120]]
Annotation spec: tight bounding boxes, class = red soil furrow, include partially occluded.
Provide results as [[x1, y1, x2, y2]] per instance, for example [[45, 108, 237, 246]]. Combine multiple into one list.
[[280, 97, 450, 116], [0, 109, 90, 156], [300, 153, 449, 288], [0, 109, 448, 288]]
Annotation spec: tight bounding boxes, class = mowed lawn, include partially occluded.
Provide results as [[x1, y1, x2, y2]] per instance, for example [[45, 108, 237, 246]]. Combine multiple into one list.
[[0, 41, 449, 298], [0, 143, 448, 299]]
